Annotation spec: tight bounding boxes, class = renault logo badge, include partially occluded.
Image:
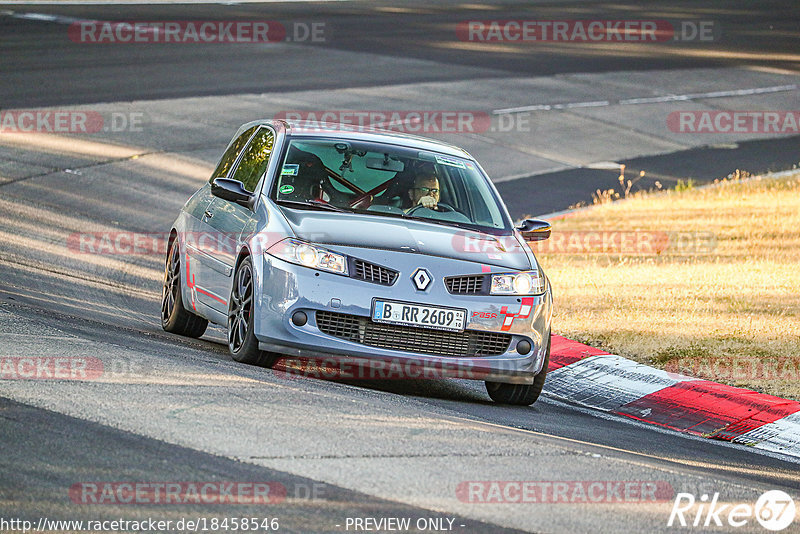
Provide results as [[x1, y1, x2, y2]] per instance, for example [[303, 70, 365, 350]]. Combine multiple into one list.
[[411, 268, 432, 291]]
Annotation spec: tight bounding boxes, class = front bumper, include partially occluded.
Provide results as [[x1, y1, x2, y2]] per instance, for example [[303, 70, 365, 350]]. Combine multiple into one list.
[[253, 249, 552, 385]]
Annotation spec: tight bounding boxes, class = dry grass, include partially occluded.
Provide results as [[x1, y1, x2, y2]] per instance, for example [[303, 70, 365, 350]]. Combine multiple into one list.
[[532, 172, 800, 400]]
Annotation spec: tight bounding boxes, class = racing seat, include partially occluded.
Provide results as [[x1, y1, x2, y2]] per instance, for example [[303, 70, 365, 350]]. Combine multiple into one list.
[[284, 146, 331, 201]]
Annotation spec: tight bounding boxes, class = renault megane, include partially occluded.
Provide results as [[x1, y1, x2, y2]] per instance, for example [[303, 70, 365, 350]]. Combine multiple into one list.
[[161, 120, 553, 405]]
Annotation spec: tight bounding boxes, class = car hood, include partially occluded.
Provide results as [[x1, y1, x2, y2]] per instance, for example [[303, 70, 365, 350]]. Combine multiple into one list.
[[278, 208, 532, 270]]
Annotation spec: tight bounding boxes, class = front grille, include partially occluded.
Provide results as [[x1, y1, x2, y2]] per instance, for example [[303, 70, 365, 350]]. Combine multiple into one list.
[[352, 259, 398, 286], [445, 275, 487, 295], [316, 311, 511, 357]]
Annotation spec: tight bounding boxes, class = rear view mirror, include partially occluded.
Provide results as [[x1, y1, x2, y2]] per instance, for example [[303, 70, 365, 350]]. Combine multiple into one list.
[[211, 177, 254, 208], [517, 218, 551, 241], [366, 156, 404, 172]]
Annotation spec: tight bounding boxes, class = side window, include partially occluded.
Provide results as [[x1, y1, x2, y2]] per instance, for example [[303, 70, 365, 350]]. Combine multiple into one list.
[[231, 127, 275, 193], [209, 126, 258, 182]]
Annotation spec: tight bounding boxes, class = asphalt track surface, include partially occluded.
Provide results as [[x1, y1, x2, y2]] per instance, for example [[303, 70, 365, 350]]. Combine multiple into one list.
[[1, 1, 799, 533], [1, 0, 799, 106]]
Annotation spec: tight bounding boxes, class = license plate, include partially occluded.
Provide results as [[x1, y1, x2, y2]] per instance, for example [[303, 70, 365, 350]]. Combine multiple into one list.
[[371, 299, 466, 332]]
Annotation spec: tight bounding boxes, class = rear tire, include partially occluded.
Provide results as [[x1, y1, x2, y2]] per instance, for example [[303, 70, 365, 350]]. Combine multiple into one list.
[[485, 335, 550, 406], [227, 256, 278, 368], [161, 240, 208, 338]]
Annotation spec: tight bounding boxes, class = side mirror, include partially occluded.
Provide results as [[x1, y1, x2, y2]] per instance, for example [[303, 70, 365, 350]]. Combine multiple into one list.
[[211, 177, 254, 208], [517, 218, 551, 241]]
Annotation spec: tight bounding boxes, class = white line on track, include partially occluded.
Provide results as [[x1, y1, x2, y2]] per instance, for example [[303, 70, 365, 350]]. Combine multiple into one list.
[[494, 100, 611, 114], [6, 11, 91, 24], [493, 84, 799, 115]]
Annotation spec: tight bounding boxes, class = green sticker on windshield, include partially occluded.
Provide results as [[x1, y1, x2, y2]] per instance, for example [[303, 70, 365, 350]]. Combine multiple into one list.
[[435, 155, 466, 169], [281, 164, 299, 176], [279, 184, 295, 194]]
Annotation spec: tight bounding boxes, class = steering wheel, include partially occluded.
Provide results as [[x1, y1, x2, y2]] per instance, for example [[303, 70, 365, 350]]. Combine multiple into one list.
[[405, 202, 455, 215]]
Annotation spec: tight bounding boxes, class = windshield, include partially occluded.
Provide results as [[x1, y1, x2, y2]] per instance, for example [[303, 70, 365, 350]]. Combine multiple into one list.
[[271, 138, 512, 234]]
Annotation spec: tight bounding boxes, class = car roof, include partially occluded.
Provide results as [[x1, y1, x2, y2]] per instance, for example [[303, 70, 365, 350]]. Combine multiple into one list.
[[256, 119, 474, 159]]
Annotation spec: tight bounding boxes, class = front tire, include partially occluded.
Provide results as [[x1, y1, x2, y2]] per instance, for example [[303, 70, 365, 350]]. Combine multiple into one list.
[[227, 256, 278, 368], [161, 240, 208, 338], [485, 335, 550, 406]]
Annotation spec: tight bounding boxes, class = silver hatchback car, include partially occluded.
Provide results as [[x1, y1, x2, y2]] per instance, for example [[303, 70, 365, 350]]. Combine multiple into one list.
[[161, 120, 553, 405]]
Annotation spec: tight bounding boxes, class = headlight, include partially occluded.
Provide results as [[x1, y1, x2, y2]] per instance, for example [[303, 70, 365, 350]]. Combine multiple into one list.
[[267, 239, 348, 275], [490, 271, 545, 295]]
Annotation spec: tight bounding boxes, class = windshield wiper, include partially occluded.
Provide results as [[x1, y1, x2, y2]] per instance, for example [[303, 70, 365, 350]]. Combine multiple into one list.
[[275, 199, 349, 213], [401, 214, 479, 232]]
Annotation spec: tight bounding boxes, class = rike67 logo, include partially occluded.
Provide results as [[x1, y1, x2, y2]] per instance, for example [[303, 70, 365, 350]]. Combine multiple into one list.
[[669, 490, 796, 531]]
